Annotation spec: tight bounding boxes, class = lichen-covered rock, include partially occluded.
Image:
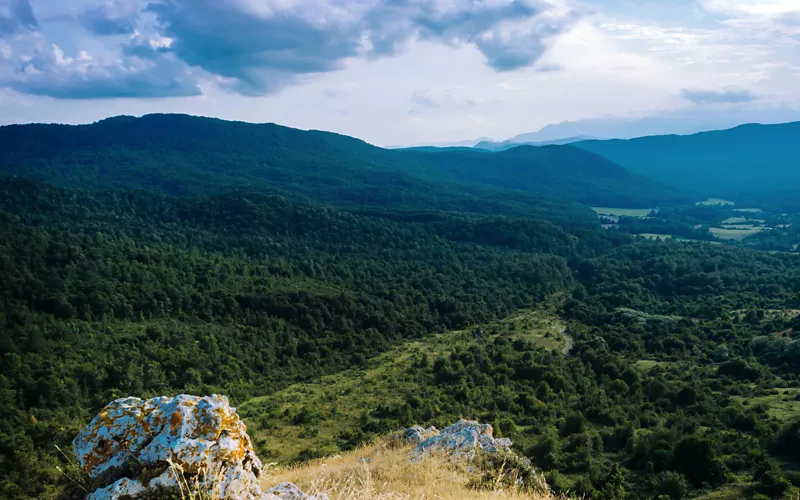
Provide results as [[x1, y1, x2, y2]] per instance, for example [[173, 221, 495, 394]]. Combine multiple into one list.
[[73, 394, 265, 499], [403, 425, 438, 445], [87, 477, 146, 500], [409, 419, 513, 462]]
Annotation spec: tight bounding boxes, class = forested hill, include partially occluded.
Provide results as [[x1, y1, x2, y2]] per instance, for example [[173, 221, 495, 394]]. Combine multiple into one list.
[[404, 145, 675, 208], [573, 121, 800, 210], [0, 114, 683, 212]]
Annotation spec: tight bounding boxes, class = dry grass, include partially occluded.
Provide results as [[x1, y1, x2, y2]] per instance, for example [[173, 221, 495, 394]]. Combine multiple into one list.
[[262, 441, 563, 500]]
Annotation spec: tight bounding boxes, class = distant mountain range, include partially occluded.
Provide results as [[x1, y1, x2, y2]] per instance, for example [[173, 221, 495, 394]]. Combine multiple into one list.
[[473, 136, 596, 151], [477, 106, 800, 147], [0, 114, 683, 220]]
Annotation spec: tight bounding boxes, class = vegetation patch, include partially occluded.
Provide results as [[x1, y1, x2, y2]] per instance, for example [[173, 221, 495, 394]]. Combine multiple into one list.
[[240, 310, 567, 464], [733, 388, 800, 422]]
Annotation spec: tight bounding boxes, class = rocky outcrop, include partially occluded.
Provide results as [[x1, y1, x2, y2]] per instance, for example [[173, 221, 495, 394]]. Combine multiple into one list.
[[409, 419, 513, 462], [73, 394, 324, 500], [403, 425, 438, 445], [407, 419, 549, 494]]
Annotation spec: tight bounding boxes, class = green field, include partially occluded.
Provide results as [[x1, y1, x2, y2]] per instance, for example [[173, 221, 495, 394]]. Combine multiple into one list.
[[592, 207, 654, 217], [697, 198, 736, 206], [239, 309, 567, 463], [710, 226, 765, 241]]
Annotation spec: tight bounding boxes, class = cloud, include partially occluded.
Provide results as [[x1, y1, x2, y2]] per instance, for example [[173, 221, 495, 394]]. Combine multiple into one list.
[[0, 0, 38, 38], [1, 0, 580, 99], [80, 1, 140, 36], [679, 87, 758, 104], [700, 0, 800, 18], [534, 63, 563, 73], [411, 92, 440, 109], [144, 0, 579, 96], [3, 43, 200, 98]]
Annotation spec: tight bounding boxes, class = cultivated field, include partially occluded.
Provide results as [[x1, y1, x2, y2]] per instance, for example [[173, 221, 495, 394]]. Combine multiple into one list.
[[592, 207, 654, 217], [696, 198, 735, 206], [710, 226, 765, 241]]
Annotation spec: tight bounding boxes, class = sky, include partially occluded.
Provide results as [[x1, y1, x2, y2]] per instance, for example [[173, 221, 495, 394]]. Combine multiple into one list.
[[1, 0, 799, 146]]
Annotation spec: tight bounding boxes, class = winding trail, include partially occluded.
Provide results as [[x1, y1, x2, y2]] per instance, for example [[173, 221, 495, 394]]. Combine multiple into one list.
[[561, 328, 573, 355]]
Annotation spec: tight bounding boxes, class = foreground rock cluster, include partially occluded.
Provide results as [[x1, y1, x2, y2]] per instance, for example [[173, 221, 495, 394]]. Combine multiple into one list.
[[72, 394, 325, 500], [72, 395, 538, 499]]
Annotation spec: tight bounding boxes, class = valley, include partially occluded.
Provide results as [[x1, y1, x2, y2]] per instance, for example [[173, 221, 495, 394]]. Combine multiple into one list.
[[240, 309, 567, 464], [1, 115, 800, 500]]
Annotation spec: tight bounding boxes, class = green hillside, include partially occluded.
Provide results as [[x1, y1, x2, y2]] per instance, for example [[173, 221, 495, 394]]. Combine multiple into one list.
[[0, 114, 682, 214], [574, 122, 800, 211], [404, 145, 680, 208]]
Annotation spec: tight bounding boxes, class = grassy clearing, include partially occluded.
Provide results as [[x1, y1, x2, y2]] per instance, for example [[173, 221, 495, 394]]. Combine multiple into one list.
[[592, 207, 654, 218], [733, 388, 800, 422], [262, 439, 562, 500], [697, 198, 735, 206], [710, 226, 765, 241], [734, 208, 763, 213], [634, 360, 673, 371], [635, 233, 675, 240], [240, 310, 567, 464]]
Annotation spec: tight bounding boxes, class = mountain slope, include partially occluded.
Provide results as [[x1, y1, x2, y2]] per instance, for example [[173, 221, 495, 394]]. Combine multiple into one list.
[[403, 145, 682, 207], [573, 121, 800, 210], [0, 114, 682, 214]]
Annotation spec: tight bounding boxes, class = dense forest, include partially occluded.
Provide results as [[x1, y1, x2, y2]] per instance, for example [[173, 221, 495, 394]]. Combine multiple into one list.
[[1, 115, 800, 500]]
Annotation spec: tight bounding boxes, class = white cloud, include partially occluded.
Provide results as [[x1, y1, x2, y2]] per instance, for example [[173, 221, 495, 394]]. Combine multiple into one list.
[[700, 0, 800, 17]]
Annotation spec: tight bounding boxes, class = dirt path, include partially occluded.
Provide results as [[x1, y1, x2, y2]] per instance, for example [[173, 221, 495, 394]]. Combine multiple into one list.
[[561, 328, 573, 355]]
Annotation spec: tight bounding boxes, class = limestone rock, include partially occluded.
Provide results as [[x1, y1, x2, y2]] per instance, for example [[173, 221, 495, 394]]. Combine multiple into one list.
[[73, 394, 264, 499], [409, 419, 513, 462], [87, 478, 146, 500], [403, 425, 438, 445], [266, 482, 330, 500]]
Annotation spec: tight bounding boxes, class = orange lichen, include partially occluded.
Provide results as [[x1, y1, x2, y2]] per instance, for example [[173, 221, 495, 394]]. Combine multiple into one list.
[[169, 410, 183, 432]]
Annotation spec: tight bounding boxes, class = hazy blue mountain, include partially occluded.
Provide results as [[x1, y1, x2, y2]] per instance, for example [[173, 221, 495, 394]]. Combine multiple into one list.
[[500, 106, 800, 143], [387, 137, 494, 148], [573, 121, 800, 210], [473, 136, 595, 151]]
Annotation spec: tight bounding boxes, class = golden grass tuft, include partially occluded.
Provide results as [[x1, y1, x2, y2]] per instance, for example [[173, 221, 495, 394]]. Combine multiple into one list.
[[262, 439, 563, 500]]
